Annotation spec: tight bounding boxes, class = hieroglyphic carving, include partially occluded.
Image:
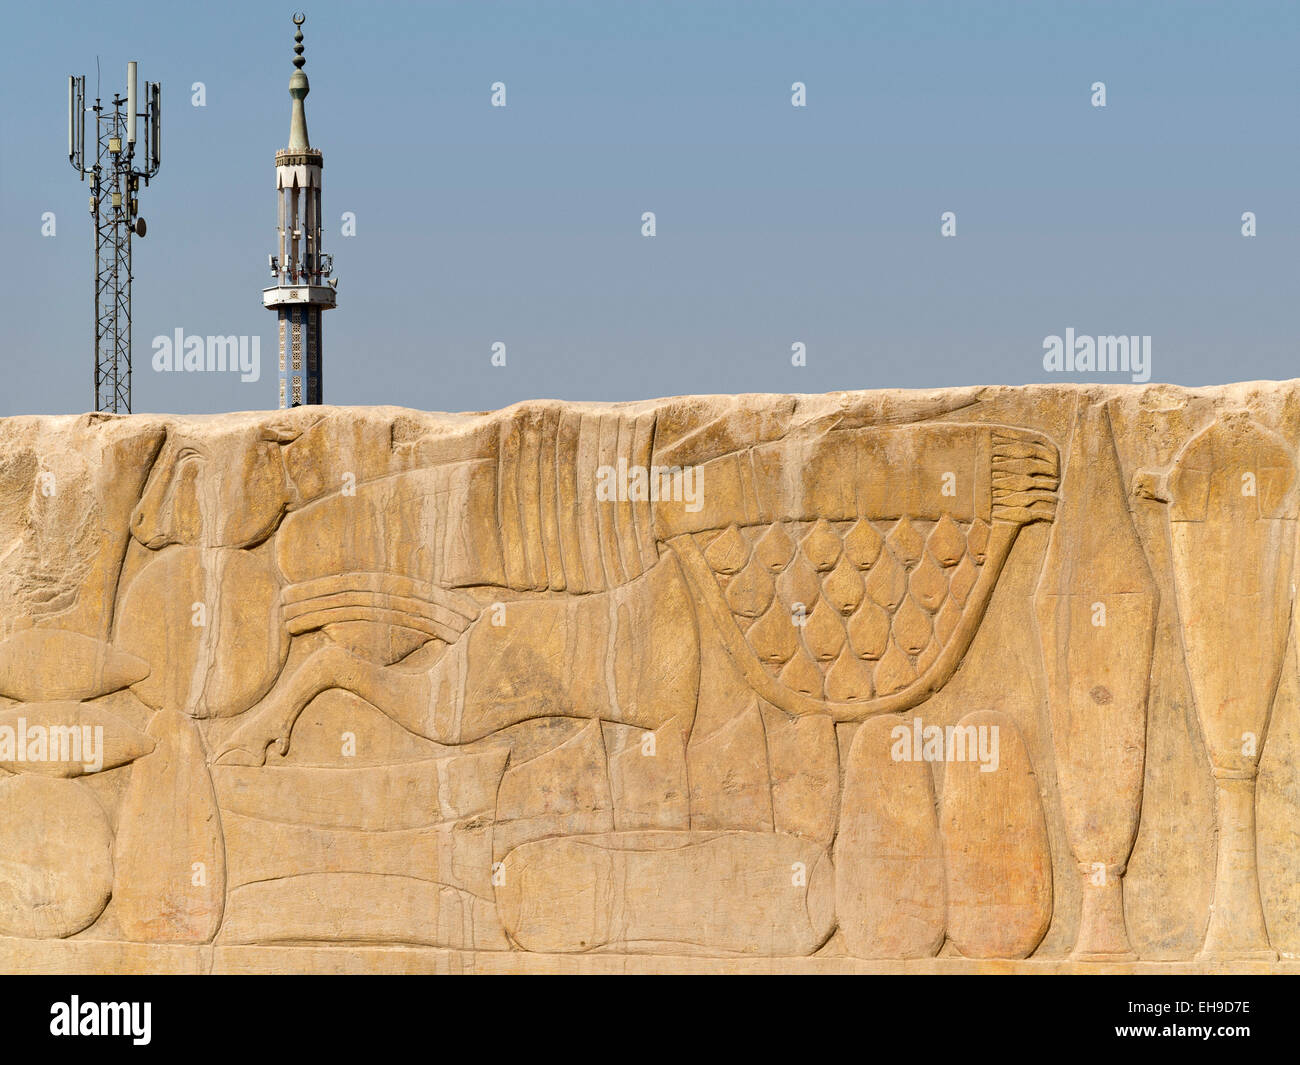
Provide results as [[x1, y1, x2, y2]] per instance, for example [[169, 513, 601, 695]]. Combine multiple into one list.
[[0, 387, 1297, 972]]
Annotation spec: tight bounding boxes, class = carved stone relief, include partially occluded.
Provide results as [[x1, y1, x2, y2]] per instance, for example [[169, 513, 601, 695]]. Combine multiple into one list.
[[0, 385, 1296, 972]]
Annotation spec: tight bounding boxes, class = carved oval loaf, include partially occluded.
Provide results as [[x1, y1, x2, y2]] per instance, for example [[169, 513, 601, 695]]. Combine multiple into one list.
[[835, 716, 945, 958], [940, 710, 1052, 959]]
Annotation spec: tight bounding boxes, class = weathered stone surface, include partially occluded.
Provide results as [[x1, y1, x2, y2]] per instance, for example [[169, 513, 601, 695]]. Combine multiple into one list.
[[113, 710, 225, 942], [496, 830, 834, 955], [0, 383, 1298, 972]]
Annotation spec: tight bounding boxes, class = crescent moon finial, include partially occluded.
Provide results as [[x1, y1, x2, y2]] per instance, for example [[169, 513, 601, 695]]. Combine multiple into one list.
[[292, 13, 307, 68]]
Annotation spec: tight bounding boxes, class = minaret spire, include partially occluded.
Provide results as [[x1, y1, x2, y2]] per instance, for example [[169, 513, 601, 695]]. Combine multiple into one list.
[[263, 11, 336, 409], [287, 13, 310, 152]]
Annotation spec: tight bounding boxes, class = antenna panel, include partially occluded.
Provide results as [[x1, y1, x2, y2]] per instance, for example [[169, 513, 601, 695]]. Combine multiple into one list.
[[126, 62, 137, 143]]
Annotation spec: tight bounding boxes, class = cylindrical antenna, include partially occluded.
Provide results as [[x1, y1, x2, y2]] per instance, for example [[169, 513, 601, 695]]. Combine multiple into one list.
[[150, 82, 161, 169], [126, 61, 137, 143], [67, 75, 86, 176]]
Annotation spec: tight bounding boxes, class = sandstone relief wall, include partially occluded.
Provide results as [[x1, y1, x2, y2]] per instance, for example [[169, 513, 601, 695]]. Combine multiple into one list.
[[0, 382, 1297, 973]]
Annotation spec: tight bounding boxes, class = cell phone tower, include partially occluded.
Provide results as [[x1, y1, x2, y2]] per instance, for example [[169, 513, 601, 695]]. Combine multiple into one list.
[[67, 63, 161, 414]]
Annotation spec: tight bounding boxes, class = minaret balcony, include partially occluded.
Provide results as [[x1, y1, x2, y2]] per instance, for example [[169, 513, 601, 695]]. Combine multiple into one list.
[[275, 148, 323, 168], [262, 283, 336, 309]]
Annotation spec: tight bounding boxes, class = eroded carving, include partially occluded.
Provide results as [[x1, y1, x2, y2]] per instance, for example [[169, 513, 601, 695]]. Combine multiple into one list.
[[0, 387, 1296, 972]]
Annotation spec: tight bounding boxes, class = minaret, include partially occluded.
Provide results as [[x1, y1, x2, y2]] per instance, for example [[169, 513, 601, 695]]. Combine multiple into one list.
[[264, 12, 336, 408]]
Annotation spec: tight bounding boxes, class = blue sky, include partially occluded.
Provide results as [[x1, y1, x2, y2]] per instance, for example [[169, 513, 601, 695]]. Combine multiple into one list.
[[1, 0, 1297, 415]]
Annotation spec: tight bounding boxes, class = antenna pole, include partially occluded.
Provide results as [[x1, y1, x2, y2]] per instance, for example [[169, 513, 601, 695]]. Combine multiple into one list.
[[65, 63, 160, 414]]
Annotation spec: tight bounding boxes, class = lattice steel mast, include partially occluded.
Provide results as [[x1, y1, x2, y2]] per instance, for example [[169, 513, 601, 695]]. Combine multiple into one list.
[[68, 64, 162, 413]]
